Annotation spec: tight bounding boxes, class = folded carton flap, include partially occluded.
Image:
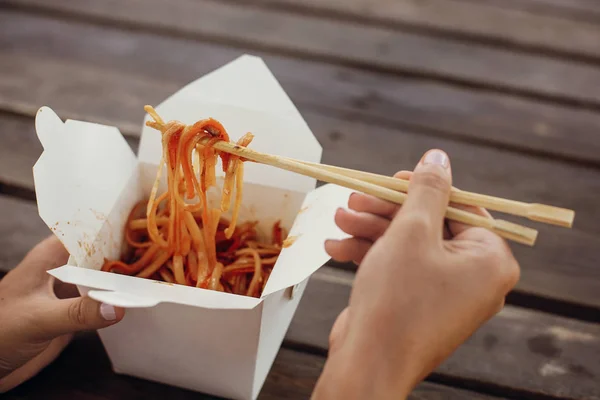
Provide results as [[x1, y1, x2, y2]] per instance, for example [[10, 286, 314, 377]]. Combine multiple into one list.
[[138, 54, 321, 193], [35, 106, 65, 151], [261, 184, 353, 297], [87, 290, 161, 309], [33, 107, 137, 263], [49, 266, 261, 310], [166, 54, 299, 115]]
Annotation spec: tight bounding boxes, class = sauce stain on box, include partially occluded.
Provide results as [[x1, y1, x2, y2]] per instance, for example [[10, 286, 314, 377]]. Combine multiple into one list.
[[77, 239, 95, 258], [90, 209, 107, 221]]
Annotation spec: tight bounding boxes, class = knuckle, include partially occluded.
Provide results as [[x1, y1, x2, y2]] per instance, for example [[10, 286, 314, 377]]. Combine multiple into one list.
[[329, 309, 349, 353], [348, 192, 367, 210], [400, 213, 431, 237], [505, 257, 521, 289], [483, 245, 520, 289], [68, 300, 89, 326], [413, 168, 449, 194]]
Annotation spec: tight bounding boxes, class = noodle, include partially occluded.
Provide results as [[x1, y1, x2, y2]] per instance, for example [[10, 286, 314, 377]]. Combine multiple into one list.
[[101, 106, 286, 297]]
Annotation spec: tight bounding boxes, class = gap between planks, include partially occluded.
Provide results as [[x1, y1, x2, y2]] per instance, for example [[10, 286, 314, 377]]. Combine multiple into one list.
[[0, 324, 507, 399], [4, 1, 600, 113], [456, 0, 600, 24], [2, 109, 600, 310], [294, 268, 600, 400], [0, 198, 599, 399], [4, 11, 600, 167], [199, 0, 600, 65]]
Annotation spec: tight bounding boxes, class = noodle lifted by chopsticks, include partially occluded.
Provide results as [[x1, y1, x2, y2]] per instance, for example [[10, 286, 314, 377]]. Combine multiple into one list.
[[101, 106, 286, 297]]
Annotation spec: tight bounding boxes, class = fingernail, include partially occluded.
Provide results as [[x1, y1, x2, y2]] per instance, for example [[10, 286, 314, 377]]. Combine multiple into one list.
[[422, 150, 449, 169], [100, 303, 117, 321]]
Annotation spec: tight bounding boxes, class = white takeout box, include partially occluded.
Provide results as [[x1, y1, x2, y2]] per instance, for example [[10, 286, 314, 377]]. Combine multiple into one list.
[[33, 55, 352, 400]]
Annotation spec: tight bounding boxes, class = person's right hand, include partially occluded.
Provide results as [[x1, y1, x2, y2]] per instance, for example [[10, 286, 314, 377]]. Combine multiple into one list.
[[313, 149, 520, 399]]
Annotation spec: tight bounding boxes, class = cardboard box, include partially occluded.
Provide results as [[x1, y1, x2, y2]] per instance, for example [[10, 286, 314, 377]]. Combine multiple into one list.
[[33, 55, 352, 400]]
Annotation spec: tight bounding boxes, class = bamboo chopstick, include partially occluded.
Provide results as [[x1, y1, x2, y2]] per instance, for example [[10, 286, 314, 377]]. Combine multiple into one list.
[[208, 140, 538, 246], [290, 160, 575, 228]]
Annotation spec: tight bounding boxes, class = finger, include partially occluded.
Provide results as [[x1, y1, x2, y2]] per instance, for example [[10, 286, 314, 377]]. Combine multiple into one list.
[[0, 335, 72, 393], [329, 307, 349, 354], [6, 236, 69, 294], [325, 238, 372, 264], [31, 296, 125, 340], [460, 229, 520, 294], [393, 170, 412, 180], [335, 208, 390, 242], [348, 193, 398, 219], [391, 149, 452, 241], [22, 235, 69, 273], [447, 203, 492, 238], [348, 171, 412, 219]]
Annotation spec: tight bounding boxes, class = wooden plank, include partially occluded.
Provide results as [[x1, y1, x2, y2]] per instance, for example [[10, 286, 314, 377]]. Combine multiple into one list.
[[0, 113, 43, 190], [292, 268, 600, 400], [241, 0, 600, 61], [1, 14, 599, 306], [0, 198, 596, 399], [3, 92, 600, 244], [464, 0, 600, 22], [4, 1, 600, 108], [3, 332, 317, 399], [0, 194, 48, 272], [3, 93, 600, 308], [3, 12, 600, 167], [309, 113, 600, 308], [0, 331, 501, 400]]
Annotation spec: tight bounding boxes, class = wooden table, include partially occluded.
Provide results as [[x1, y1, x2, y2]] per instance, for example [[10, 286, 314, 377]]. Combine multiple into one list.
[[1, 0, 600, 398]]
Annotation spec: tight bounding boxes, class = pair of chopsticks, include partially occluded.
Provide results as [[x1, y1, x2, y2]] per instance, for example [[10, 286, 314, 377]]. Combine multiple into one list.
[[207, 140, 575, 246]]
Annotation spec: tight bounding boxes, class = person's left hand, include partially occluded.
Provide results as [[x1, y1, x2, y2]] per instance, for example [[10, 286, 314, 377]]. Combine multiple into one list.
[[0, 235, 125, 392]]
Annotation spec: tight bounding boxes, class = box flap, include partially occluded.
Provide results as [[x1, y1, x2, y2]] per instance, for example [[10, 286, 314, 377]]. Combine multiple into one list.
[[33, 107, 137, 266], [138, 54, 321, 193], [261, 184, 353, 297], [50, 266, 262, 310]]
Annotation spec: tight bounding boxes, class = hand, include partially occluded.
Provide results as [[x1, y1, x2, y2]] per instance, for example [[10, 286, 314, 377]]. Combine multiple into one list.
[[313, 149, 520, 399], [0, 236, 125, 392]]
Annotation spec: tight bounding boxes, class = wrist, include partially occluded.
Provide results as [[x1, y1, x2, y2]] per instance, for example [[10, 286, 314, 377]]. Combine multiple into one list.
[[313, 334, 415, 400]]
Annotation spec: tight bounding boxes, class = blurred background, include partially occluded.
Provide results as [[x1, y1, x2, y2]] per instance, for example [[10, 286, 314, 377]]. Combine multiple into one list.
[[0, 0, 599, 399]]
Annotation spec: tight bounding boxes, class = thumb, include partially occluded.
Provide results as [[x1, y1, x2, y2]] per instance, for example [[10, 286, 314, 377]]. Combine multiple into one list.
[[33, 297, 124, 339], [392, 149, 452, 240]]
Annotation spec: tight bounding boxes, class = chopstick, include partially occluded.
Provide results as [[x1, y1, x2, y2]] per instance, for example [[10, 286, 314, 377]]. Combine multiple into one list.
[[209, 140, 539, 246], [291, 160, 575, 228]]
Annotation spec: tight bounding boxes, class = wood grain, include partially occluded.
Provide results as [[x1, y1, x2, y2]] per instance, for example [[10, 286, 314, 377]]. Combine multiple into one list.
[[4, 1, 600, 109], [293, 268, 600, 399], [1, 1, 599, 398], [0, 113, 43, 190], [2, 102, 600, 307], [0, 194, 48, 271], [0, 331, 503, 399], [239, 0, 600, 60], [463, 0, 600, 22], [0, 201, 598, 398], [3, 11, 600, 166], [310, 113, 600, 308]]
